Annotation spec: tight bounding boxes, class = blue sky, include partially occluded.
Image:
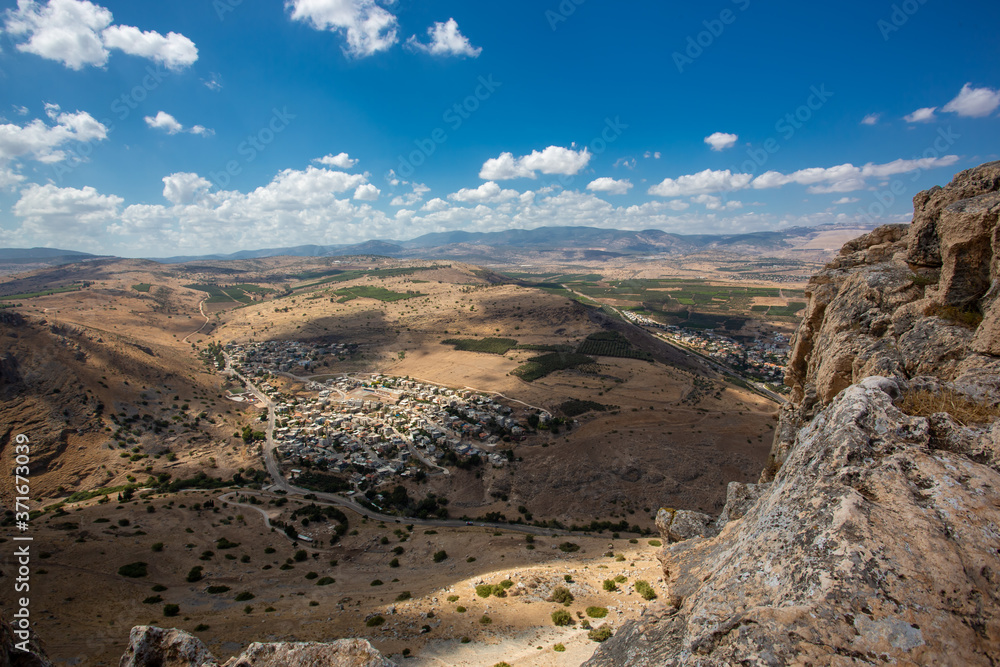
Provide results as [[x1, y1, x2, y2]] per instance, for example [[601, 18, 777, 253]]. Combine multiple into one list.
[[0, 0, 997, 257]]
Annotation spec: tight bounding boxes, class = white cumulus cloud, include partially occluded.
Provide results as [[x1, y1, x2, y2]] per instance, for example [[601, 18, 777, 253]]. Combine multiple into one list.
[[353, 183, 380, 201], [449, 181, 519, 204], [144, 111, 213, 137], [421, 198, 449, 212], [162, 172, 211, 205], [690, 194, 742, 210], [13, 182, 123, 243], [942, 83, 1000, 118], [286, 0, 398, 58], [315, 152, 358, 169], [752, 156, 960, 194], [648, 169, 753, 197], [587, 177, 632, 195], [704, 132, 738, 151], [860, 113, 880, 126], [0, 104, 108, 164], [480, 145, 591, 180], [406, 18, 481, 58], [100, 24, 197, 71], [903, 107, 937, 123], [4, 0, 197, 70]]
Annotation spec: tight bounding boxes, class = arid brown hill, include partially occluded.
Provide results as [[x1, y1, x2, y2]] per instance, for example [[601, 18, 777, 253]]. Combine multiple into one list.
[[586, 162, 1000, 665]]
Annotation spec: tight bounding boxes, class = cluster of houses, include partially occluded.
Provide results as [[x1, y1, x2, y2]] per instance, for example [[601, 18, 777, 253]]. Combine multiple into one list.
[[722, 272, 809, 283], [226, 341, 539, 487], [621, 311, 789, 382], [230, 339, 355, 374]]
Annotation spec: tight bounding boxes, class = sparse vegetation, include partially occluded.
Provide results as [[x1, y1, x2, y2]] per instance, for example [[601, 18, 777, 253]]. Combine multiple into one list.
[[551, 610, 574, 626], [587, 606, 609, 618], [899, 388, 1000, 425], [550, 586, 574, 605], [635, 580, 657, 600], [441, 337, 518, 355], [117, 562, 148, 578], [512, 351, 594, 382]]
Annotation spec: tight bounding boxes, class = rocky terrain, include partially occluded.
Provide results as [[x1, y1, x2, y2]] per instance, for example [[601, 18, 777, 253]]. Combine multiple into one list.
[[585, 161, 1000, 664]]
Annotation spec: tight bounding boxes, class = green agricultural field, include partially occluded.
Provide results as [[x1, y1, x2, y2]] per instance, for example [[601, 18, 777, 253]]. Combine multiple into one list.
[[442, 338, 519, 354], [0, 284, 83, 300], [132, 283, 152, 292], [576, 331, 653, 361], [333, 286, 425, 302], [184, 283, 272, 304], [512, 351, 594, 382], [232, 283, 274, 295], [293, 266, 443, 291], [184, 283, 233, 303]]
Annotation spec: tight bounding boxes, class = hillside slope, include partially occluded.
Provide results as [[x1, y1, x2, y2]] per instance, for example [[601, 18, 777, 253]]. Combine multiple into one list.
[[586, 162, 1000, 665]]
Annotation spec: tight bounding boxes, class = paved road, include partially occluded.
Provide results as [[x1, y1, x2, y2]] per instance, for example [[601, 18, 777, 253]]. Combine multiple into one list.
[[574, 293, 786, 406]]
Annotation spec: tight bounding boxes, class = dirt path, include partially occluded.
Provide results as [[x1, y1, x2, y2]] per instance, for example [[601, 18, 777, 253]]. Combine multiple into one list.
[[182, 298, 210, 343]]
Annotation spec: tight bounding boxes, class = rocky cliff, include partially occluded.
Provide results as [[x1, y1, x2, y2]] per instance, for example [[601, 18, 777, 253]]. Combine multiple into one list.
[[586, 163, 1000, 665], [0, 620, 396, 667]]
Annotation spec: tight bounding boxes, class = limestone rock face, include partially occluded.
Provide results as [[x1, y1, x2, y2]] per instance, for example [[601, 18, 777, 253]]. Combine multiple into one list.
[[119, 627, 219, 667], [586, 379, 1000, 666], [118, 628, 394, 667], [655, 508, 716, 544], [773, 160, 1000, 477], [586, 162, 1000, 666]]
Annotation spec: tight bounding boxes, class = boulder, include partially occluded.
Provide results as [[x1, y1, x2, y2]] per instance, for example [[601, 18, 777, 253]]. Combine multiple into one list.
[[655, 508, 716, 544], [222, 640, 395, 667], [586, 380, 1000, 665], [119, 627, 219, 667], [118, 629, 394, 667]]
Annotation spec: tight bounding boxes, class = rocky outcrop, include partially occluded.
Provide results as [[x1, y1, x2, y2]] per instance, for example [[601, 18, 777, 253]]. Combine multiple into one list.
[[118, 627, 395, 667], [767, 160, 1000, 479], [119, 627, 219, 667], [586, 162, 1000, 666], [587, 378, 1000, 666], [0, 612, 53, 667]]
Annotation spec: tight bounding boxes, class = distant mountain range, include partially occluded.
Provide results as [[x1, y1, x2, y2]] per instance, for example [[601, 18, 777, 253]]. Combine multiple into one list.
[[0, 224, 874, 268], [152, 224, 871, 263]]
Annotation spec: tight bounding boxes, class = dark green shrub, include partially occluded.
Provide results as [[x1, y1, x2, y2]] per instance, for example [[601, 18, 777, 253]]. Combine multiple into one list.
[[635, 580, 657, 600], [551, 610, 573, 626], [550, 586, 574, 605], [118, 562, 148, 578]]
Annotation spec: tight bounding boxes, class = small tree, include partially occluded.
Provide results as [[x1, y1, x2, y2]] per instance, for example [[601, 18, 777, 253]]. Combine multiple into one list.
[[551, 610, 574, 626], [550, 586, 574, 605]]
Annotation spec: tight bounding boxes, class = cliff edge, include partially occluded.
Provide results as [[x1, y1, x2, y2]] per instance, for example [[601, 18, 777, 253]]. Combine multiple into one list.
[[586, 163, 1000, 665]]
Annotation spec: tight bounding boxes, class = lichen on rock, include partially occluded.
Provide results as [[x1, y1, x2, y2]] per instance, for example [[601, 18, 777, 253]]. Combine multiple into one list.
[[586, 161, 1000, 666]]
